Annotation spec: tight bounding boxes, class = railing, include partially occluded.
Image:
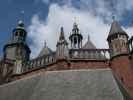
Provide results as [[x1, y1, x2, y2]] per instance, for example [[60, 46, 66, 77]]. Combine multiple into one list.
[[128, 36, 133, 53], [23, 53, 56, 71], [69, 49, 110, 60], [23, 49, 110, 72]]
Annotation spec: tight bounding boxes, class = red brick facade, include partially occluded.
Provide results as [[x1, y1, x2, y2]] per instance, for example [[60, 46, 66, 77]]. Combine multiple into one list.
[[110, 54, 133, 96]]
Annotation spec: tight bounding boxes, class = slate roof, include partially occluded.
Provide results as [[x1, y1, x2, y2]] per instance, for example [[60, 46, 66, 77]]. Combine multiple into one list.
[[108, 20, 127, 38], [0, 68, 131, 100], [82, 35, 96, 49]]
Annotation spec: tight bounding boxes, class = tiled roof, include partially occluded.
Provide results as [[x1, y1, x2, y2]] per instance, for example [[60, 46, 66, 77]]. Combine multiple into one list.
[[0, 68, 130, 100], [108, 20, 126, 37]]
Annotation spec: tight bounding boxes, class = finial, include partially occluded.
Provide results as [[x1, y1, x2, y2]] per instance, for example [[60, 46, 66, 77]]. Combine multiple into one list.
[[112, 15, 115, 21], [73, 17, 78, 27], [44, 40, 47, 48], [59, 26, 65, 40], [20, 10, 25, 21], [17, 10, 25, 28], [74, 16, 77, 22], [88, 34, 90, 41], [61, 26, 64, 33], [17, 20, 24, 28]]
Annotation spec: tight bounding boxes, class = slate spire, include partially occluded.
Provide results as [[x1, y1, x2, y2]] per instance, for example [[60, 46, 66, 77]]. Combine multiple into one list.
[[107, 19, 129, 57], [107, 19, 128, 41], [59, 27, 65, 41]]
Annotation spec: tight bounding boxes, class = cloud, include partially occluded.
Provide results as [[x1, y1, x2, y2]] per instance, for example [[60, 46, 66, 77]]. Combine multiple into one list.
[[28, 3, 111, 58], [28, 0, 133, 58]]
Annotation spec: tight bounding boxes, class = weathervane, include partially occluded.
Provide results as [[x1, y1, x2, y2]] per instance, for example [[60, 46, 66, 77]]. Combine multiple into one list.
[[20, 10, 25, 22], [112, 15, 115, 21]]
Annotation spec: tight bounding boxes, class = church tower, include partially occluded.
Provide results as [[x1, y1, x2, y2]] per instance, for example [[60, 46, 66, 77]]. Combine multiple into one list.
[[107, 19, 129, 57], [56, 27, 69, 60], [69, 22, 83, 49], [3, 20, 31, 74]]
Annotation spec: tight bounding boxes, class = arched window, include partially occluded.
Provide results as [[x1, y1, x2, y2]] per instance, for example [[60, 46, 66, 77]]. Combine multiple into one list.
[[20, 31, 23, 37], [15, 32, 19, 36]]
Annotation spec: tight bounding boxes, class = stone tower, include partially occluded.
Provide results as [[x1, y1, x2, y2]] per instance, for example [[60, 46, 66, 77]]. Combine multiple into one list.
[[3, 20, 31, 74], [107, 20, 129, 57], [56, 27, 69, 60], [69, 22, 83, 49]]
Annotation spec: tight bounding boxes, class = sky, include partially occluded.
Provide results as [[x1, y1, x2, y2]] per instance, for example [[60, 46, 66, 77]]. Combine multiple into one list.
[[0, 0, 133, 58]]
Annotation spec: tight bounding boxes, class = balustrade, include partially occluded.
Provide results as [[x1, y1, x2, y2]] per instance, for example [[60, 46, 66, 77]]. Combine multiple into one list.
[[23, 54, 56, 71], [69, 49, 110, 60]]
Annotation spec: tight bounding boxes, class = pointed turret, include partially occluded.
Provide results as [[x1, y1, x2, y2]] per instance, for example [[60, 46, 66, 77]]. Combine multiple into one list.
[[56, 27, 69, 60], [107, 19, 129, 57], [107, 20, 128, 42]]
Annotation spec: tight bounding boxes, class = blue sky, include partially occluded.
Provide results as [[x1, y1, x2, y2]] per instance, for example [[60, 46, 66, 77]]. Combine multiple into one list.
[[0, 0, 49, 57], [0, 0, 133, 58]]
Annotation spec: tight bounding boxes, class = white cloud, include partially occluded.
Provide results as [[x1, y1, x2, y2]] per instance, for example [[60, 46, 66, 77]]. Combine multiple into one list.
[[28, 4, 111, 58], [28, 0, 133, 58]]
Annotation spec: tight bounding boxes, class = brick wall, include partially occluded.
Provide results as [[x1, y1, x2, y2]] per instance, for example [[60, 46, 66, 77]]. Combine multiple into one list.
[[110, 54, 133, 97]]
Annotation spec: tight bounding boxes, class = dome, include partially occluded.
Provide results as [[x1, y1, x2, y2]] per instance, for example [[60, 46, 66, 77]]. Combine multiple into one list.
[[38, 42, 53, 57]]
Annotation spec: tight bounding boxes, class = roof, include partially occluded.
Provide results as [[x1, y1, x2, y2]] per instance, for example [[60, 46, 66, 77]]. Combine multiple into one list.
[[108, 20, 127, 38], [0, 68, 130, 100], [38, 42, 53, 57], [82, 35, 96, 49]]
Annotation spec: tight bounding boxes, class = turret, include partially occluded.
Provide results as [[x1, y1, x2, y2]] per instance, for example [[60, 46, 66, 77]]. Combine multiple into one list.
[[3, 20, 31, 74], [107, 20, 129, 58], [56, 27, 69, 60], [107, 20, 133, 96], [69, 22, 83, 49]]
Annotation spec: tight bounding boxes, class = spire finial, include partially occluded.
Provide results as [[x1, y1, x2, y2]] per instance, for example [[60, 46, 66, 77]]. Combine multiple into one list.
[[44, 40, 47, 47], [61, 26, 64, 33], [74, 16, 76, 22], [73, 16, 78, 27], [20, 10, 25, 21], [88, 34, 90, 41], [59, 26, 65, 40], [17, 10, 25, 28], [112, 15, 115, 21]]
